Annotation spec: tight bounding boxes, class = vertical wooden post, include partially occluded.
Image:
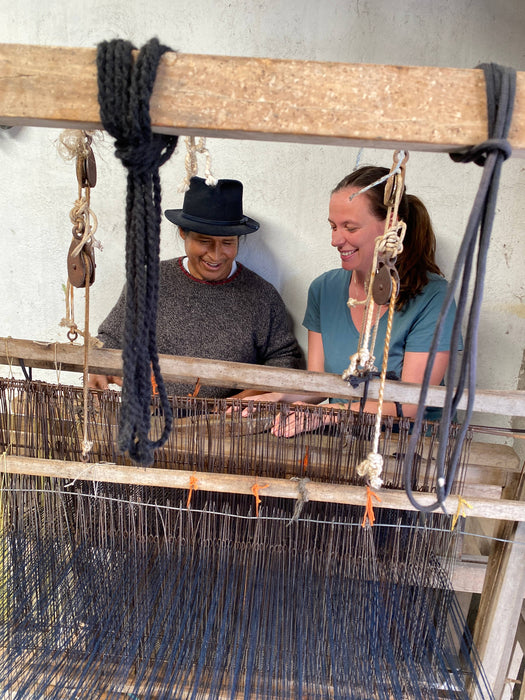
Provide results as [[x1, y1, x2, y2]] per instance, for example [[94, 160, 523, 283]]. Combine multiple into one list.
[[472, 474, 525, 699]]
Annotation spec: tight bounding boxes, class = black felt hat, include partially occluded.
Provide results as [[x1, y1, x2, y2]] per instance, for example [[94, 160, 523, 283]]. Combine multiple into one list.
[[164, 176, 260, 236]]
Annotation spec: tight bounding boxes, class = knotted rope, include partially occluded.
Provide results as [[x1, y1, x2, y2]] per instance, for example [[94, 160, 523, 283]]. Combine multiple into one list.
[[403, 63, 516, 513], [342, 152, 408, 489], [97, 38, 178, 466], [178, 136, 218, 192]]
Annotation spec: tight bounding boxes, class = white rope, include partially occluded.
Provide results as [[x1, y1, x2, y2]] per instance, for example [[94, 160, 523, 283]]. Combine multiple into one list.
[[178, 136, 218, 192], [348, 150, 406, 202]]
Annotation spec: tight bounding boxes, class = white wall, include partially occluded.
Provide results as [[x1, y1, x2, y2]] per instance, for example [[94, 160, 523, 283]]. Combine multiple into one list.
[[1, 0, 524, 438]]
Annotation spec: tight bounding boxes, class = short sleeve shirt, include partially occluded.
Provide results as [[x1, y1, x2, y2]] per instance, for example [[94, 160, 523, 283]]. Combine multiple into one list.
[[303, 269, 459, 414]]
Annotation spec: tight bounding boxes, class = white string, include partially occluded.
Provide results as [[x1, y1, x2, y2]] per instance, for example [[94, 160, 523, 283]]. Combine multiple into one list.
[[348, 149, 406, 202], [4, 484, 524, 545]]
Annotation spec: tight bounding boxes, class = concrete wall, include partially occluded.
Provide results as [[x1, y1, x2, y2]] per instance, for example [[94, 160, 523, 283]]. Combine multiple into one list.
[[1, 0, 524, 442]]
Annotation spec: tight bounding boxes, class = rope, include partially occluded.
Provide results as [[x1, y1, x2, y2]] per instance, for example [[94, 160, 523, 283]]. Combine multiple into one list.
[[403, 63, 516, 513], [97, 38, 178, 466], [356, 277, 398, 489], [342, 151, 407, 379], [178, 136, 218, 192]]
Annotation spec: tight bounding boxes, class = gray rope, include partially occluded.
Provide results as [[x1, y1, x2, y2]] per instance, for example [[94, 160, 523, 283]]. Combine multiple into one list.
[[404, 63, 516, 513]]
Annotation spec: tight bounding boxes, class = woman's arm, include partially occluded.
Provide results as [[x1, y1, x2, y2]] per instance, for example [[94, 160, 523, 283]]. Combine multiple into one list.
[[351, 350, 450, 418]]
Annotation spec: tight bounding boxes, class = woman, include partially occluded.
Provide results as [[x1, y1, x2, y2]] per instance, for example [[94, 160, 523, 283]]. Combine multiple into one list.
[[255, 165, 458, 435], [88, 176, 304, 396]]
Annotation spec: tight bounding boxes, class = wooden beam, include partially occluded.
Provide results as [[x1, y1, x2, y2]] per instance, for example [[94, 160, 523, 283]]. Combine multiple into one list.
[[2, 336, 525, 416], [1, 43, 525, 155], [3, 455, 525, 523], [473, 476, 525, 699]]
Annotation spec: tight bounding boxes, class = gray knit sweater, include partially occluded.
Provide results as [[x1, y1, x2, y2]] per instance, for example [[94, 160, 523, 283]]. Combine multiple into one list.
[[98, 257, 304, 398]]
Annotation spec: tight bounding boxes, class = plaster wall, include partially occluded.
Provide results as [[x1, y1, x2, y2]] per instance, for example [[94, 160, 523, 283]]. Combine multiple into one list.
[[0, 0, 524, 441]]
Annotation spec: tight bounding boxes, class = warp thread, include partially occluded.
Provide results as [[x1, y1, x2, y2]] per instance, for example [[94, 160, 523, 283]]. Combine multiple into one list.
[[96, 38, 178, 466]]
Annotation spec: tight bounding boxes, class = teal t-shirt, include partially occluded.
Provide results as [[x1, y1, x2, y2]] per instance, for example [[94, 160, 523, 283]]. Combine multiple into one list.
[[303, 269, 459, 418]]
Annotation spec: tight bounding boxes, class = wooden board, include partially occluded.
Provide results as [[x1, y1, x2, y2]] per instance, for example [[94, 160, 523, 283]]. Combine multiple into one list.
[[1, 43, 525, 155], [2, 336, 525, 416]]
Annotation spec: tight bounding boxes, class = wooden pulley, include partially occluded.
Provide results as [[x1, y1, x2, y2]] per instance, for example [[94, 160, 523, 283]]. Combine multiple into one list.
[[75, 140, 97, 189], [67, 239, 95, 288], [371, 263, 393, 305]]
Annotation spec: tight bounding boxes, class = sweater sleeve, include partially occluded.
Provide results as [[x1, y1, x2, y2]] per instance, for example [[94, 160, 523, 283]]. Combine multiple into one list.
[[256, 286, 305, 370], [96, 287, 126, 350]]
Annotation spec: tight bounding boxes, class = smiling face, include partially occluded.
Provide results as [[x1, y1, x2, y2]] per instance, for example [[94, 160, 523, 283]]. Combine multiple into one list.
[[328, 187, 385, 278], [180, 230, 239, 281]]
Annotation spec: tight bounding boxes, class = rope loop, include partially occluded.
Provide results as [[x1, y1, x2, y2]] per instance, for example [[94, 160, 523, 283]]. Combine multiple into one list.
[[404, 62, 517, 513], [97, 37, 179, 466], [450, 138, 512, 166]]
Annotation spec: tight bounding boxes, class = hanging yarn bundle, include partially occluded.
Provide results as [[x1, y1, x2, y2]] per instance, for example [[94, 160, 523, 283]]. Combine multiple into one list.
[[403, 63, 516, 513], [96, 38, 178, 466]]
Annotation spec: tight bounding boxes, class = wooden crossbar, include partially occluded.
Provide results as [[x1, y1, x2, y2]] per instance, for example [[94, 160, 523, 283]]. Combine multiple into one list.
[[2, 336, 525, 416], [3, 455, 525, 522], [1, 43, 525, 155]]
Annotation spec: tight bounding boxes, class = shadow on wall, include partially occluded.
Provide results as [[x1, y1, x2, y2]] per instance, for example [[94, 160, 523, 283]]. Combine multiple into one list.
[[235, 219, 283, 292]]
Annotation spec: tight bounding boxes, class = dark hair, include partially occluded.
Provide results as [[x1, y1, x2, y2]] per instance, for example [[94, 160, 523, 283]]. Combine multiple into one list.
[[332, 166, 443, 309]]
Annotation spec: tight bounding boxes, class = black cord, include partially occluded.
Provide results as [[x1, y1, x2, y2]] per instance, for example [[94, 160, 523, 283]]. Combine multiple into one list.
[[403, 63, 516, 513], [97, 38, 178, 466]]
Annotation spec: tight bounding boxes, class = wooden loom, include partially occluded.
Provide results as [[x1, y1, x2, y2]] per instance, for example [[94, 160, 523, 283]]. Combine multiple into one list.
[[1, 44, 525, 698]]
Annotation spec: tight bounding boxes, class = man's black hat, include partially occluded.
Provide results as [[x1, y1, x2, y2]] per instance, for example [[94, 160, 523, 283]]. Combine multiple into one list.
[[165, 176, 260, 236]]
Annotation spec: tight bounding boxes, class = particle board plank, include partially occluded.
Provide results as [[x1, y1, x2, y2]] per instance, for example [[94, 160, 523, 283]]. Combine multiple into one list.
[[1, 43, 525, 155], [2, 336, 525, 417]]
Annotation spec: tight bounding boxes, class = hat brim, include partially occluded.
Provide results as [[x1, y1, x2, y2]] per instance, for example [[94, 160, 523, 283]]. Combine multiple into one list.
[[165, 209, 260, 237]]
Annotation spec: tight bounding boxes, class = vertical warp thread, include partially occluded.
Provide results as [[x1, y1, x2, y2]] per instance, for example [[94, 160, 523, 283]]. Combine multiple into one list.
[[97, 38, 178, 465]]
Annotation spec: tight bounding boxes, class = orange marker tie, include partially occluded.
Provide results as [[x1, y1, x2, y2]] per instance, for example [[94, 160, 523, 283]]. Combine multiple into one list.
[[362, 485, 382, 528], [188, 378, 201, 398], [302, 445, 309, 474], [151, 369, 158, 396], [187, 474, 198, 509], [251, 482, 269, 518]]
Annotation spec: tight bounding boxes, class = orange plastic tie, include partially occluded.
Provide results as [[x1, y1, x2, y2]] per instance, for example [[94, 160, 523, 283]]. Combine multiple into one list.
[[251, 482, 269, 517], [186, 474, 198, 509], [362, 485, 382, 528], [302, 445, 309, 474], [151, 368, 158, 396], [188, 378, 201, 398]]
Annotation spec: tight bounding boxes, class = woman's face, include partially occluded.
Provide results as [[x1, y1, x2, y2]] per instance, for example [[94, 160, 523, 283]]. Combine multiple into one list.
[[328, 187, 385, 277], [180, 230, 239, 281]]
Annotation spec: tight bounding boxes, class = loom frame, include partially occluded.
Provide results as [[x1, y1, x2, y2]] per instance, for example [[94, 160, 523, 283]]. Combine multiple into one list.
[[1, 42, 525, 699]]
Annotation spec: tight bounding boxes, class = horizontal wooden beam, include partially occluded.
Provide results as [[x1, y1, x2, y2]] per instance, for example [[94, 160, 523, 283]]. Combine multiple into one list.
[[2, 336, 525, 416], [1, 43, 525, 154], [3, 455, 525, 522]]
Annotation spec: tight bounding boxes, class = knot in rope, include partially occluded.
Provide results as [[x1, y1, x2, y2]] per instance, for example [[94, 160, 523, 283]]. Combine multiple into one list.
[[342, 348, 375, 379], [449, 63, 515, 167], [450, 137, 512, 166], [97, 38, 178, 176], [96, 38, 178, 466], [179, 136, 218, 192], [377, 228, 404, 263], [288, 477, 310, 525], [357, 452, 383, 490]]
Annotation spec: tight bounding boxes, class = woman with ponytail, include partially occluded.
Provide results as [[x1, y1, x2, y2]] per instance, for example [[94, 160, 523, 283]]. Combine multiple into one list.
[[252, 165, 459, 435]]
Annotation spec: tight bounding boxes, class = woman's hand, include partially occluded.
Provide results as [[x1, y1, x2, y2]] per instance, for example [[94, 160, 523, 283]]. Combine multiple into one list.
[[87, 374, 122, 390], [271, 402, 336, 438]]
